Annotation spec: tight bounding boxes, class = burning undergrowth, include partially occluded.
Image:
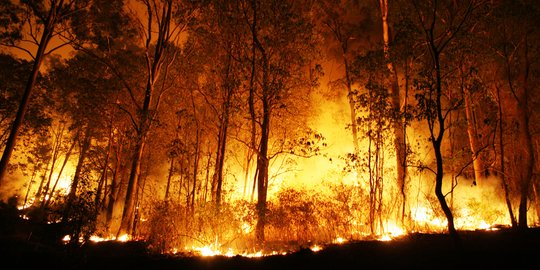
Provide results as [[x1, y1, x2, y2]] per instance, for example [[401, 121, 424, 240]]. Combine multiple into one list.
[[73, 177, 513, 258]]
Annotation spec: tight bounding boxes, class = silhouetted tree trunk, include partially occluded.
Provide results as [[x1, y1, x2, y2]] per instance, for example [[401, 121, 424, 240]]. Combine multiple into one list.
[[253, 30, 271, 246], [44, 138, 76, 209], [409, 0, 480, 242], [118, 0, 186, 236], [213, 53, 234, 208], [512, 36, 534, 230], [164, 156, 175, 201], [40, 121, 67, 207], [62, 127, 92, 224], [105, 132, 125, 232], [0, 0, 85, 185], [190, 91, 201, 216], [496, 85, 517, 228], [255, 101, 270, 244], [0, 4, 58, 185]]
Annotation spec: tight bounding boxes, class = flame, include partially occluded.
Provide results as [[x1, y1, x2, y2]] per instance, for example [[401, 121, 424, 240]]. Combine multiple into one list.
[[6, 81, 516, 259], [334, 237, 346, 244], [186, 246, 269, 258], [310, 244, 322, 252]]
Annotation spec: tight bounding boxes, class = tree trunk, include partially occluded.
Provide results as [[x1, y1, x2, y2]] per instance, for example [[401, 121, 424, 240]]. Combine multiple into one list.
[[255, 106, 270, 244], [213, 60, 233, 207], [496, 85, 517, 227], [214, 118, 228, 207], [191, 124, 200, 216], [515, 36, 534, 230], [62, 128, 92, 224], [164, 156, 174, 201], [432, 52, 458, 241], [41, 123, 66, 207], [343, 56, 361, 162], [117, 134, 145, 237], [118, 0, 173, 236], [379, 0, 408, 224], [0, 5, 58, 184], [105, 133, 124, 231], [44, 138, 76, 209], [95, 125, 113, 210], [461, 66, 486, 185], [516, 81, 533, 230]]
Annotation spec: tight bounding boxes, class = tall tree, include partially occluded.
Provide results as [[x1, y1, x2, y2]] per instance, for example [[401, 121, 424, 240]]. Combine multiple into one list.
[[378, 0, 409, 225], [117, 0, 196, 237], [409, 0, 488, 241], [0, 0, 89, 186], [486, 0, 539, 229], [196, 0, 242, 208], [245, 0, 317, 244], [316, 0, 371, 172]]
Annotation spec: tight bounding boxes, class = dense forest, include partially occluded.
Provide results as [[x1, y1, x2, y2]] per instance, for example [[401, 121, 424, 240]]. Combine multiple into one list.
[[0, 0, 539, 256]]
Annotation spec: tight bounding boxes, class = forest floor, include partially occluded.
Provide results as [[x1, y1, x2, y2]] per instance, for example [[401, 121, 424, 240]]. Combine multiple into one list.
[[1, 208, 539, 270], [2, 228, 539, 269]]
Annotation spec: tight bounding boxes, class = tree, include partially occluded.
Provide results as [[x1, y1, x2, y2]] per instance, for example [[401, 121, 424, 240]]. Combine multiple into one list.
[[484, 0, 540, 229], [0, 0, 89, 186], [409, 0, 488, 241], [116, 0, 197, 237], [352, 50, 394, 235], [378, 0, 409, 225], [244, 0, 318, 244], [195, 0, 243, 208], [316, 0, 375, 177]]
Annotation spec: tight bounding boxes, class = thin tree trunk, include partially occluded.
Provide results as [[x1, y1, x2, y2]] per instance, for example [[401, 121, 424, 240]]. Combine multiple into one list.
[[118, 135, 145, 237], [516, 37, 534, 230], [214, 120, 228, 207], [44, 138, 76, 209], [191, 125, 200, 216], [214, 65, 233, 207], [461, 66, 485, 185], [106, 133, 124, 231], [255, 107, 270, 244], [165, 156, 175, 201], [432, 51, 458, 240], [23, 168, 38, 208], [496, 85, 516, 227], [516, 102, 533, 230], [343, 56, 360, 159], [379, 0, 407, 225], [41, 122, 66, 207], [95, 126, 114, 210], [0, 3, 59, 185], [118, 0, 174, 236], [62, 128, 92, 224]]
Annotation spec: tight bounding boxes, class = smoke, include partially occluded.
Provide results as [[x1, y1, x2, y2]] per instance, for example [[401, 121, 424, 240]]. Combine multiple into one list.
[[0, 170, 27, 203]]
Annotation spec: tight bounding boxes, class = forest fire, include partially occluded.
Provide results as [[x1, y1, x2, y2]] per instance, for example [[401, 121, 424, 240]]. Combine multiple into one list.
[[0, 0, 539, 268]]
